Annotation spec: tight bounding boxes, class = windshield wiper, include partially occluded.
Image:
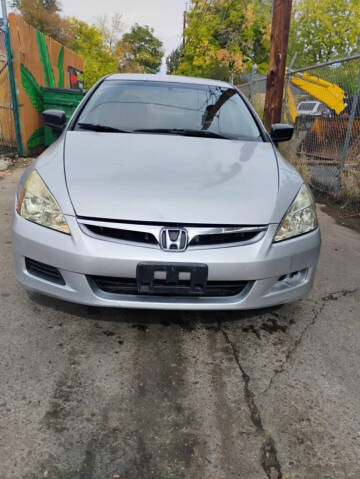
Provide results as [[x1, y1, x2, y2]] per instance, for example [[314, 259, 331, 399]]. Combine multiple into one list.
[[77, 123, 133, 133], [134, 128, 231, 139]]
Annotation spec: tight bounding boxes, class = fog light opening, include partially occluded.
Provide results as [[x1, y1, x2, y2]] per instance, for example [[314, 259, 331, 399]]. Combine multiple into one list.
[[278, 269, 307, 283], [270, 268, 308, 294]]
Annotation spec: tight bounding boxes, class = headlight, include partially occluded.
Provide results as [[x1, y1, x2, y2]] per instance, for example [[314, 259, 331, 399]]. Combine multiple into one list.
[[16, 170, 70, 234], [274, 184, 317, 242]]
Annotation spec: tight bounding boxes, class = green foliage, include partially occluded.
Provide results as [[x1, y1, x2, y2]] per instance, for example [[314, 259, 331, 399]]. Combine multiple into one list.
[[289, 0, 360, 68], [177, 0, 271, 81], [36, 30, 55, 87], [20, 63, 43, 112], [69, 18, 118, 89], [41, 0, 59, 11], [57, 45, 65, 88], [13, 0, 72, 45], [118, 24, 164, 74], [166, 47, 183, 74], [11, 0, 60, 11], [27, 126, 45, 149]]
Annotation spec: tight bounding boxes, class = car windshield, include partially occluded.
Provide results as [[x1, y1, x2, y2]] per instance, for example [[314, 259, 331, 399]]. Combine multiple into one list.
[[75, 80, 262, 141]]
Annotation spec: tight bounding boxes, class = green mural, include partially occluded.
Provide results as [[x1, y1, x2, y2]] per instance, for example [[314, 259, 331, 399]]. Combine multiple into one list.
[[20, 63, 43, 113], [57, 46, 65, 88], [27, 127, 45, 149], [21, 32, 65, 149], [35, 30, 55, 88]]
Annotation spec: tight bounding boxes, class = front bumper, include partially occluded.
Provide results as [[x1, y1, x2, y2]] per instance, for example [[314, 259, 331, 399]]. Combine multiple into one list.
[[12, 212, 321, 310]]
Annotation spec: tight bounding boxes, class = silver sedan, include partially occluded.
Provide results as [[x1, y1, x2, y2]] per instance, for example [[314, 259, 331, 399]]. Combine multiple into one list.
[[12, 74, 320, 310]]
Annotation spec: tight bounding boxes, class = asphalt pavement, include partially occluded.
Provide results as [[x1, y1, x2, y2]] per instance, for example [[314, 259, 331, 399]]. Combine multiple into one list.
[[1, 166, 360, 479]]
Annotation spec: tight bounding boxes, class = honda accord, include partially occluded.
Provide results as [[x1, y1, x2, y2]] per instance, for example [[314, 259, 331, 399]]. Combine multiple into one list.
[[12, 74, 321, 310]]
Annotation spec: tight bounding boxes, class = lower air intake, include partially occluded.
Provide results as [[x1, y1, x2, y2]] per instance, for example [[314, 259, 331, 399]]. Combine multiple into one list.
[[88, 275, 249, 298], [25, 258, 65, 285]]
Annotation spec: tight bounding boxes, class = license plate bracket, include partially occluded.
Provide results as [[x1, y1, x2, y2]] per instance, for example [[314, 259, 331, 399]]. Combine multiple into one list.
[[136, 262, 208, 296]]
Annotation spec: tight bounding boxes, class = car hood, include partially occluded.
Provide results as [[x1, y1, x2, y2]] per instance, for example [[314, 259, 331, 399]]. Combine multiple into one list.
[[64, 131, 280, 225]]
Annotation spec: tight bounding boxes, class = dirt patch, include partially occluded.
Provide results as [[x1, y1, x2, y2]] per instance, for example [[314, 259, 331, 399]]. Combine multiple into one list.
[[0, 170, 11, 181], [314, 189, 360, 234], [0, 157, 33, 181]]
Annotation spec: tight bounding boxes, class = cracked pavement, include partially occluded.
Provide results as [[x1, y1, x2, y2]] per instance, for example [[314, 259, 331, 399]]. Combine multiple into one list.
[[1, 167, 360, 479]]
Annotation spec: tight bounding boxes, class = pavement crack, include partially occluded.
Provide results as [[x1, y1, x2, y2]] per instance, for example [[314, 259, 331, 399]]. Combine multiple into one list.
[[321, 288, 357, 301], [262, 288, 357, 395], [263, 300, 325, 396], [218, 324, 283, 479]]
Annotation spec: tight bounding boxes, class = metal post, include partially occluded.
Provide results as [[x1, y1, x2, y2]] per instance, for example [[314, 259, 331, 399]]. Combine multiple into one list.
[[1, 0, 24, 156], [249, 64, 257, 104], [336, 66, 360, 195], [282, 52, 297, 122]]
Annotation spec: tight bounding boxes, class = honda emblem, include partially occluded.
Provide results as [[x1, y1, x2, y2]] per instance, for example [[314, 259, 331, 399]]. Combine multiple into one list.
[[160, 228, 188, 252]]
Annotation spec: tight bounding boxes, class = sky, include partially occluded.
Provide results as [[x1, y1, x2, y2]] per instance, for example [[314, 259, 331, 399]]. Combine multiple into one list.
[[60, 0, 188, 71]]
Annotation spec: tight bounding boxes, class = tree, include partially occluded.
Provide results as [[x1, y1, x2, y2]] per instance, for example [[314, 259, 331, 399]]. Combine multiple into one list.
[[68, 18, 118, 89], [116, 41, 143, 73], [11, 0, 72, 45], [177, 0, 271, 81], [289, 0, 360, 67], [117, 24, 164, 74], [11, 0, 60, 10], [12, 1, 164, 88], [96, 13, 123, 51], [166, 46, 182, 74]]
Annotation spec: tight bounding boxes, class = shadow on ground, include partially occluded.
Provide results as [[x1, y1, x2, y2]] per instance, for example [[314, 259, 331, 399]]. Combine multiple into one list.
[[28, 290, 286, 331]]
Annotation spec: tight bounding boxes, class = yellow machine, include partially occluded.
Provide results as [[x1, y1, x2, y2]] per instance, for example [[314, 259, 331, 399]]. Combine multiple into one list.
[[286, 73, 360, 163], [290, 73, 347, 116]]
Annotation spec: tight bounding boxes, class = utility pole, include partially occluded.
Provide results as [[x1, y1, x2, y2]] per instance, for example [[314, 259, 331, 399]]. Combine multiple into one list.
[[182, 10, 187, 48], [263, 0, 293, 132], [182, 1, 189, 48]]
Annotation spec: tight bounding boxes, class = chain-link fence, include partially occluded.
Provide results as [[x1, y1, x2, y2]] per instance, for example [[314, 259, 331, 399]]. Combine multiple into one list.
[[0, 29, 17, 158], [237, 54, 360, 202]]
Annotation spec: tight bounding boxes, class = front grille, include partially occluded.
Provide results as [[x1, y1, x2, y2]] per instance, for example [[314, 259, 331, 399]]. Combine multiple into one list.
[[84, 224, 157, 245], [78, 218, 267, 250], [25, 258, 65, 285], [88, 275, 248, 298], [189, 231, 259, 247]]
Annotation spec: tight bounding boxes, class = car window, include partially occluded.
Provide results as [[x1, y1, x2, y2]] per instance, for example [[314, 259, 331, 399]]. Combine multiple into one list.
[[75, 80, 262, 141], [298, 102, 317, 112]]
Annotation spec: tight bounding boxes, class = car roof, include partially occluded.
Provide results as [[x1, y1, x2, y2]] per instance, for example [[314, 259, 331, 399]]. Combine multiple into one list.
[[105, 73, 233, 89]]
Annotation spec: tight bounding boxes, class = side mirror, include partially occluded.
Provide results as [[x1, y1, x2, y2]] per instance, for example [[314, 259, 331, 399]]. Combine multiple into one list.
[[270, 123, 294, 142], [43, 109, 66, 132]]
